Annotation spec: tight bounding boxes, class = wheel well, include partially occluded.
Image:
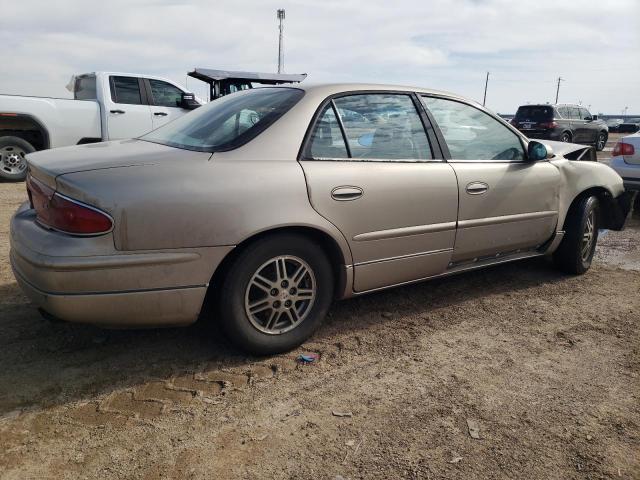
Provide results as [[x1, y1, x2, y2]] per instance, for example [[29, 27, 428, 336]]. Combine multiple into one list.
[[199, 226, 348, 321], [0, 114, 50, 150], [564, 187, 614, 230]]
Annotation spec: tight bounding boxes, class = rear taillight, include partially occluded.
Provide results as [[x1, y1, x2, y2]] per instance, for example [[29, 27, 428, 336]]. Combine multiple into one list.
[[612, 141, 635, 156], [26, 175, 113, 235], [538, 121, 558, 129]]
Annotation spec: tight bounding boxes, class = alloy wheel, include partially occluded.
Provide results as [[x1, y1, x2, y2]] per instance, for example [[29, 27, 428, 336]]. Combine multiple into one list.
[[597, 134, 606, 150], [581, 209, 595, 261], [244, 255, 317, 335]]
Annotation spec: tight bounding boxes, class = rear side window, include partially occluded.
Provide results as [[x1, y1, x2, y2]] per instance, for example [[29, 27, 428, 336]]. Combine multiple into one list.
[[148, 79, 183, 108], [307, 105, 349, 159], [423, 96, 524, 161], [111, 76, 143, 105], [557, 106, 569, 118], [306, 94, 432, 161], [141, 87, 304, 152], [515, 106, 553, 121], [74, 75, 97, 100]]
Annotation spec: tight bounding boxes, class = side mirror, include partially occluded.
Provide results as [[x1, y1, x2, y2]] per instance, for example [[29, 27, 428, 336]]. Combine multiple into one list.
[[179, 92, 200, 110], [591, 114, 598, 120], [527, 141, 553, 161]]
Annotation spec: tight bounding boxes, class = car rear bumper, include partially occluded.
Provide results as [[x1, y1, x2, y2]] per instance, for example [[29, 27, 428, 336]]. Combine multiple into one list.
[[10, 203, 233, 327]]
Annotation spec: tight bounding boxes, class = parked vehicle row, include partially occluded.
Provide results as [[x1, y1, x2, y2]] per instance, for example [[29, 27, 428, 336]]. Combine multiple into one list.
[[511, 103, 608, 151], [0, 69, 306, 181], [617, 118, 640, 134], [11, 83, 633, 354]]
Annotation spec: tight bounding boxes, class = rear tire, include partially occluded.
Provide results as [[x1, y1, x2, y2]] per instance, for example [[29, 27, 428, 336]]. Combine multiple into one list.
[[0, 136, 34, 181], [560, 132, 572, 143], [217, 233, 334, 355], [553, 195, 599, 275]]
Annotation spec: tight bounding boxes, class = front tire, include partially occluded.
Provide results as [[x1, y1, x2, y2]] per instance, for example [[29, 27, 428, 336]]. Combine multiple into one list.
[[0, 136, 34, 181], [553, 196, 599, 275], [218, 233, 334, 355]]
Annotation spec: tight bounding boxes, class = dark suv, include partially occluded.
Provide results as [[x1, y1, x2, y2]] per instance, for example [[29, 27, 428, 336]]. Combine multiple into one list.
[[511, 104, 608, 151]]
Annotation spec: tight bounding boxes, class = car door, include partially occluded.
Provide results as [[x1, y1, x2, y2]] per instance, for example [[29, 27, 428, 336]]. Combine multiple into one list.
[[299, 92, 459, 292], [568, 106, 586, 142], [421, 95, 561, 264], [579, 108, 597, 144], [104, 76, 153, 139], [145, 78, 190, 130]]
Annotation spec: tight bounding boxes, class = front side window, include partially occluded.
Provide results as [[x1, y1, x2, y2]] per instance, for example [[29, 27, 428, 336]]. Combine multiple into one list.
[[111, 76, 143, 105], [148, 79, 184, 108], [423, 96, 524, 161], [579, 108, 591, 120], [307, 104, 349, 159], [569, 107, 581, 119], [141, 87, 303, 152]]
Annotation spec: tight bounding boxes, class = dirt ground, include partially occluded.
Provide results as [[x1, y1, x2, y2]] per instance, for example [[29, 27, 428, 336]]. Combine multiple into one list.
[[1, 139, 639, 479]]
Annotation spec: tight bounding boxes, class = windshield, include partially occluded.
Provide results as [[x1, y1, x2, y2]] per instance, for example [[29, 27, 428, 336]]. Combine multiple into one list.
[[141, 87, 304, 152], [514, 106, 553, 121]]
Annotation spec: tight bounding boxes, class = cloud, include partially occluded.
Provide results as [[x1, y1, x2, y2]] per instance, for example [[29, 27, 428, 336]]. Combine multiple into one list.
[[0, 0, 638, 113]]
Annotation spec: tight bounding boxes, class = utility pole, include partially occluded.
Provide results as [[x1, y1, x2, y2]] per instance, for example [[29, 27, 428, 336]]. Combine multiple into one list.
[[555, 77, 563, 104], [482, 72, 489, 106], [277, 9, 285, 74]]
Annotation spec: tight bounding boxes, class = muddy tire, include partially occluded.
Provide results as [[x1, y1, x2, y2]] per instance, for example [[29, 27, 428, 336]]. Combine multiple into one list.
[[218, 233, 333, 355], [0, 136, 34, 181], [553, 195, 599, 275]]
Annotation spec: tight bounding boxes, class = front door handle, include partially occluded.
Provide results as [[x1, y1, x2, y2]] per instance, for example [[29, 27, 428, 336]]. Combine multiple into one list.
[[110, 109, 125, 114], [331, 186, 363, 201], [465, 182, 489, 195], [153, 112, 168, 117]]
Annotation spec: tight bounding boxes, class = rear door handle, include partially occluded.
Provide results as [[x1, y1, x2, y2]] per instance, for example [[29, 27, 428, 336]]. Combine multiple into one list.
[[153, 112, 168, 116], [110, 109, 125, 114], [331, 186, 363, 201], [465, 182, 489, 195]]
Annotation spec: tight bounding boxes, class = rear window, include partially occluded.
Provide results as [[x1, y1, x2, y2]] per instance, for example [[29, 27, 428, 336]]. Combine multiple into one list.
[[141, 87, 304, 152], [74, 75, 97, 100], [515, 106, 553, 121]]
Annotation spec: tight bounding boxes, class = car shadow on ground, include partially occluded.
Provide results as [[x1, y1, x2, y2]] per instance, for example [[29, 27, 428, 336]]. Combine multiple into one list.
[[0, 255, 570, 415]]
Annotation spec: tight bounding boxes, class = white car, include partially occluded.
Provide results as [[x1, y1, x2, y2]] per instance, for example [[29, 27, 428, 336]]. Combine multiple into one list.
[[0, 72, 200, 180], [610, 132, 640, 190]]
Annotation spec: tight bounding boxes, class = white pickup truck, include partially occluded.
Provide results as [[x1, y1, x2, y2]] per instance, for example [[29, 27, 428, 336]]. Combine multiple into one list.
[[0, 72, 200, 180]]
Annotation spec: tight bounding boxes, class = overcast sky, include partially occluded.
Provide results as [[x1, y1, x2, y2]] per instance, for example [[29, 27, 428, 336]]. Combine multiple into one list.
[[1, 0, 638, 114]]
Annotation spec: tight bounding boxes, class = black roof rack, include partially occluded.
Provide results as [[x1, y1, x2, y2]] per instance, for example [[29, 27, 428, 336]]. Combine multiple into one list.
[[188, 68, 307, 100]]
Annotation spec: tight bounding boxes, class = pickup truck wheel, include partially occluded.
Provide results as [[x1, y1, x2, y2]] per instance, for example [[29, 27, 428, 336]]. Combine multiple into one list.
[[553, 195, 599, 275], [595, 132, 607, 151], [0, 136, 34, 181], [218, 233, 333, 355]]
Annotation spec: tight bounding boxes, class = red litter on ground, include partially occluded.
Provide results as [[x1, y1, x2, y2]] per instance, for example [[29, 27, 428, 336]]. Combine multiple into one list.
[[297, 353, 319, 364]]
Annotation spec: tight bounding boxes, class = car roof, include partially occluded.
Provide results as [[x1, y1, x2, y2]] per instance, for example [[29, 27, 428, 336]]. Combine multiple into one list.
[[285, 82, 470, 102]]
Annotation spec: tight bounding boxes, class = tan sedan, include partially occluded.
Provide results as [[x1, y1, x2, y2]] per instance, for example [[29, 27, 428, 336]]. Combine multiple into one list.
[[11, 84, 633, 354]]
